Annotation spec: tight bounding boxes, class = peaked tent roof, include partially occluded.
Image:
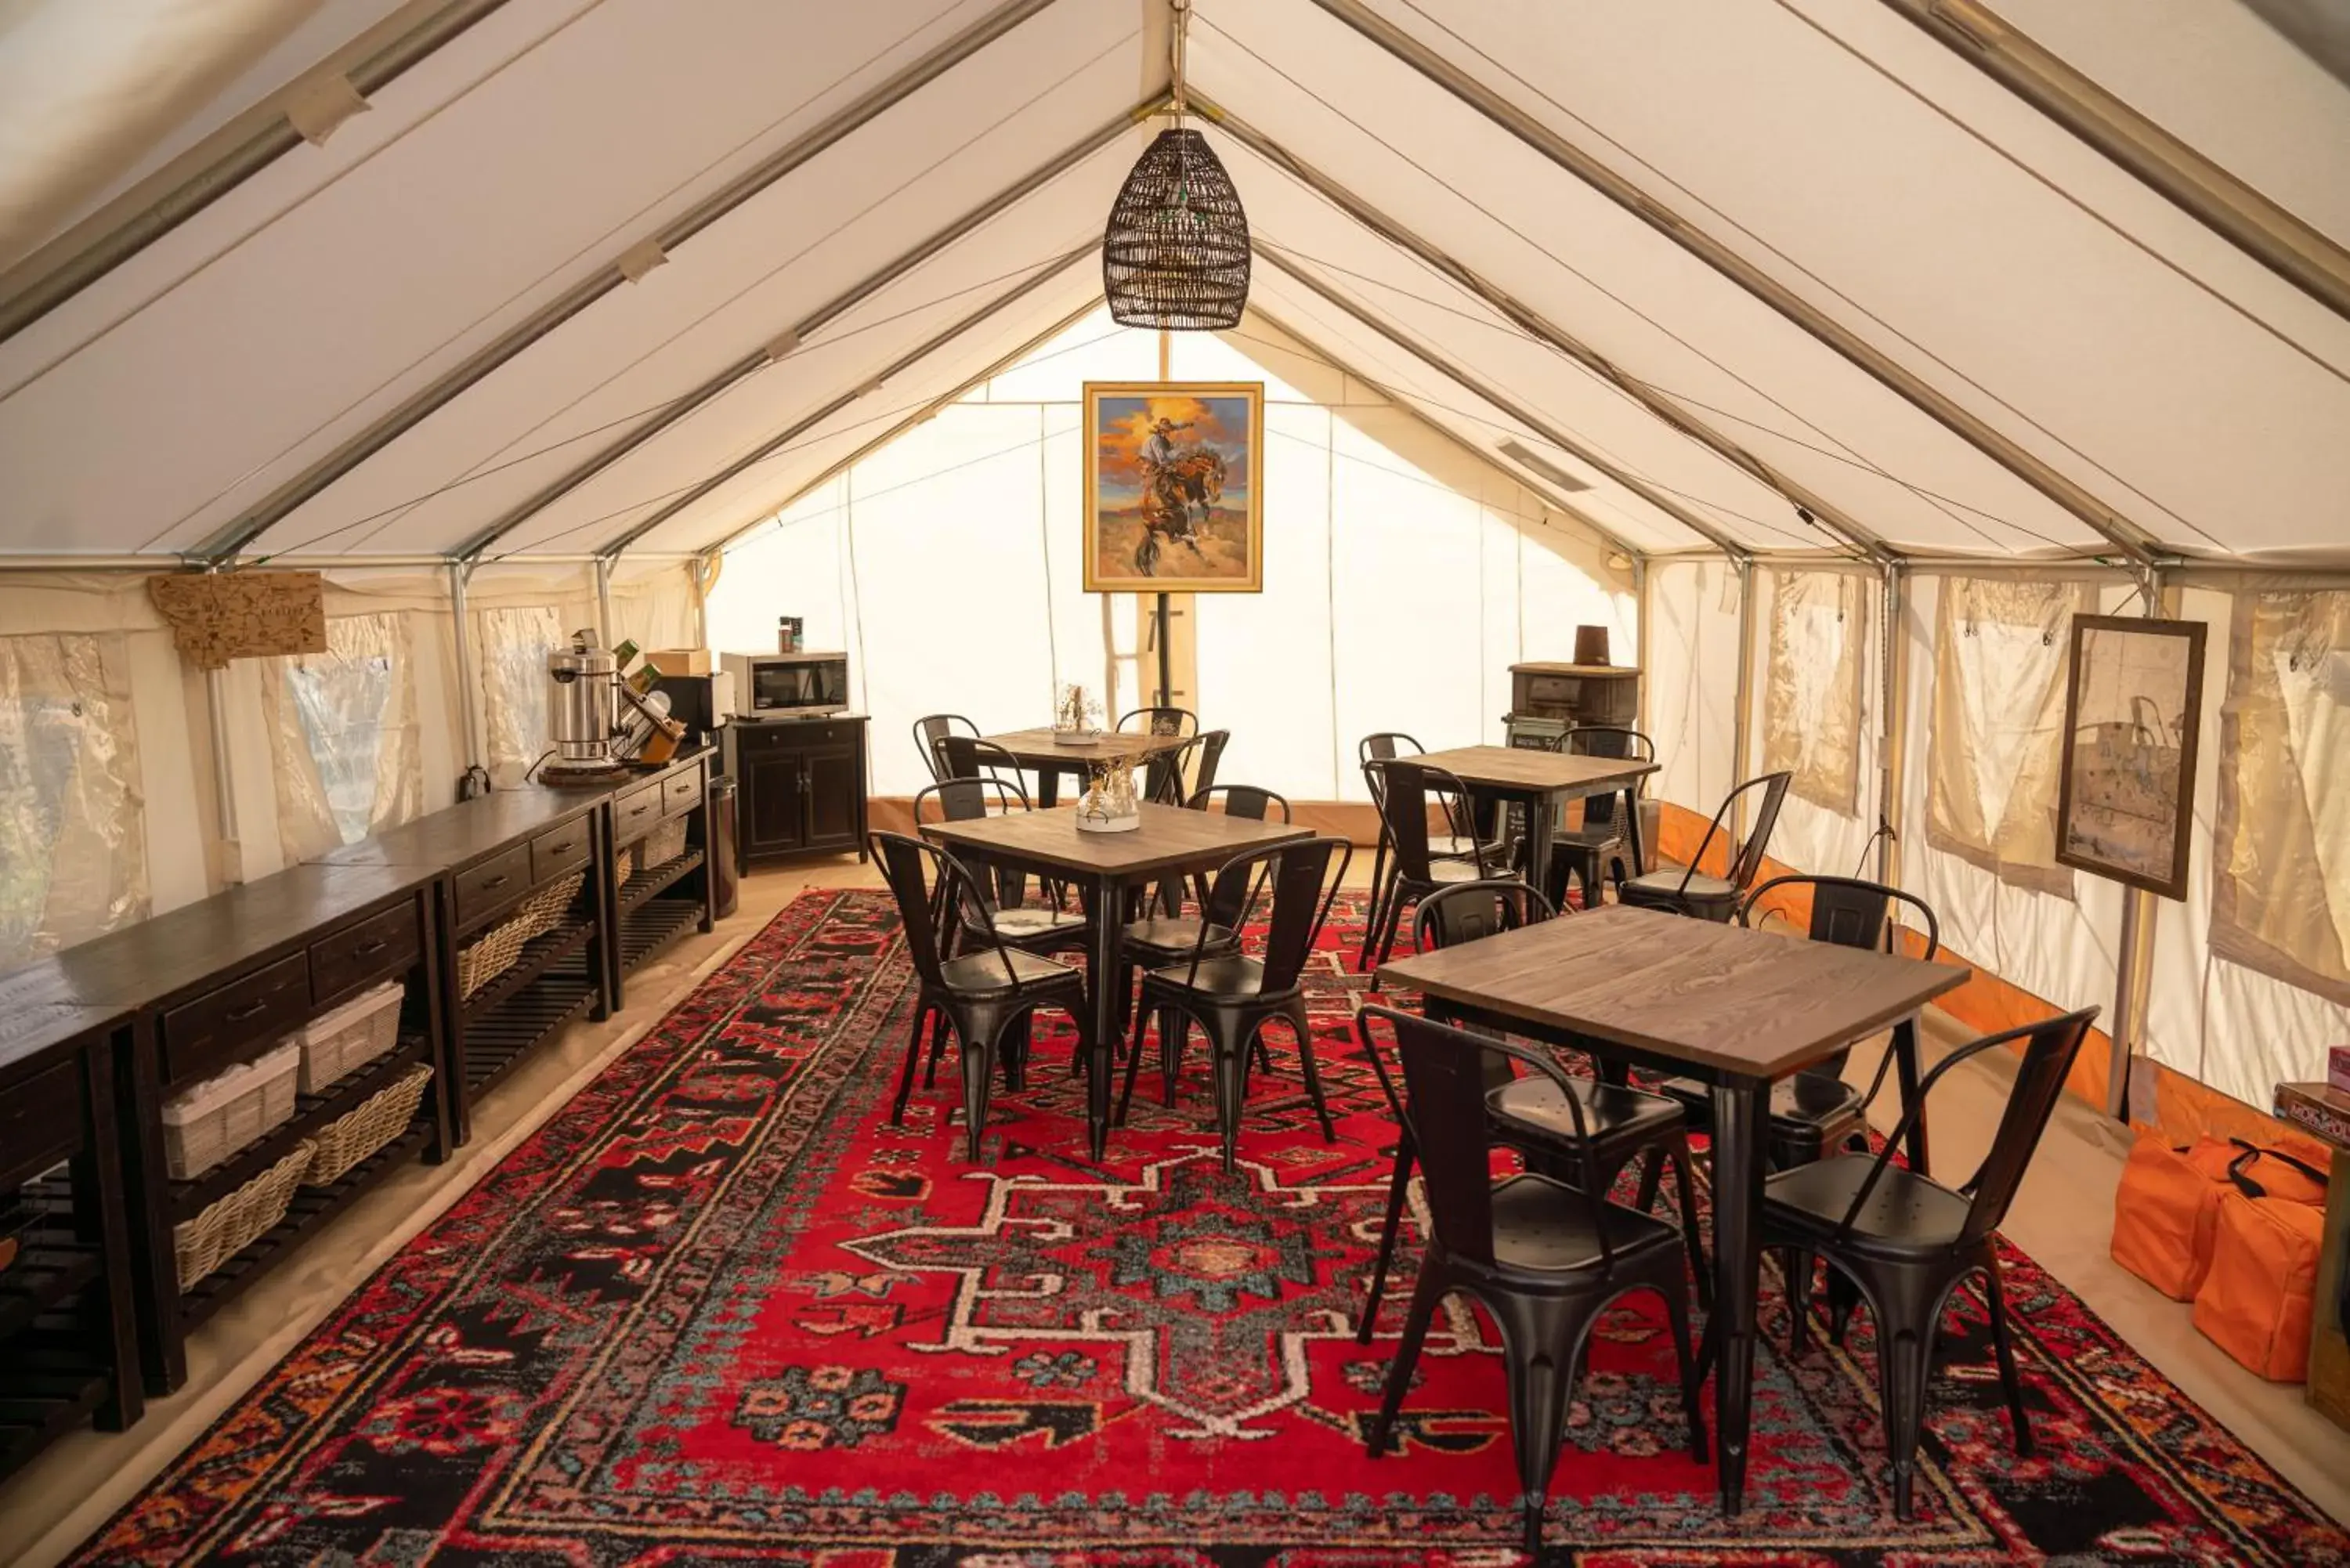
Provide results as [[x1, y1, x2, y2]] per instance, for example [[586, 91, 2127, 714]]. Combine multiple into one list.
[[0, 0, 2343, 568]]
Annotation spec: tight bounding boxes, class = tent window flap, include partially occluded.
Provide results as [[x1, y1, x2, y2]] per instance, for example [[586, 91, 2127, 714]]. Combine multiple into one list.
[[0, 632, 148, 964], [266, 612, 422, 860], [1762, 569, 1867, 815]]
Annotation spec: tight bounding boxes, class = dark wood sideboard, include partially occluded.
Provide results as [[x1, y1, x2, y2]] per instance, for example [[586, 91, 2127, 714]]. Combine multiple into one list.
[[1507, 662, 1641, 728], [724, 715, 869, 866]]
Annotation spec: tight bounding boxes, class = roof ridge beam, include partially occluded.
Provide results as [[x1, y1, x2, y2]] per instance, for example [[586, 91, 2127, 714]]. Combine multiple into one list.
[[436, 103, 1149, 562], [589, 244, 1094, 562], [1195, 91, 1895, 562], [1302, 0, 2163, 568], [1257, 247, 1752, 558], [193, 0, 1065, 564], [1880, 0, 2350, 322]]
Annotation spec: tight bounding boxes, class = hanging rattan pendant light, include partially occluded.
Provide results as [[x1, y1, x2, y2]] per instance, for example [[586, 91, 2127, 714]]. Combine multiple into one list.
[[1104, 0, 1249, 330]]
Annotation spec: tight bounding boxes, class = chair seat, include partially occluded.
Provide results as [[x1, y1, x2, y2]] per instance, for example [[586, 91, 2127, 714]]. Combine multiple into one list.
[[1426, 858, 1488, 887], [1143, 953, 1270, 1002], [1488, 1074, 1687, 1152], [940, 947, 1081, 996], [1658, 1072, 1864, 1135], [1762, 1153, 1974, 1259], [1123, 916, 1238, 959], [1549, 825, 1623, 853], [978, 905, 1090, 941], [1488, 1172, 1683, 1274], [1620, 868, 1735, 900]]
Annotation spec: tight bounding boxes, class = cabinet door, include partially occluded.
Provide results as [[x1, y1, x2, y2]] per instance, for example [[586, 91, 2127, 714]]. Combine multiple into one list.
[[741, 750, 808, 856], [803, 746, 862, 850]]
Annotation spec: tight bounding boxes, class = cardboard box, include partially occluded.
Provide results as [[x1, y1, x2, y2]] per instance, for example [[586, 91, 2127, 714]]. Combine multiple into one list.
[[642, 648, 710, 676], [2330, 1045, 2350, 1095]]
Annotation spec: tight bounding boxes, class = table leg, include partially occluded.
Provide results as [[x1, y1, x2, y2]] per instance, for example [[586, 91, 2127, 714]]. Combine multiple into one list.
[[1037, 765, 1060, 809], [1085, 873, 1120, 1160], [1709, 1078, 1770, 1515], [1522, 788, 1554, 898], [1622, 784, 1647, 882], [1892, 1017, 1929, 1177]]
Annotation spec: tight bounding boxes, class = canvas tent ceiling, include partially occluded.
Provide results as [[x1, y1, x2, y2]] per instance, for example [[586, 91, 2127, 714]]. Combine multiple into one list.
[[0, 0, 2345, 569]]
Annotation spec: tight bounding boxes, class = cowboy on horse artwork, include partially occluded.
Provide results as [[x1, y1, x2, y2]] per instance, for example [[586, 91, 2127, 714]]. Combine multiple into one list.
[[1083, 382, 1264, 594]]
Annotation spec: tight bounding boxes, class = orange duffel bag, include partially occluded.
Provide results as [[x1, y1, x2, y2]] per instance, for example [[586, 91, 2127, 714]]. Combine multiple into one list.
[[2193, 1188, 2329, 1382], [2111, 1134, 2328, 1300]]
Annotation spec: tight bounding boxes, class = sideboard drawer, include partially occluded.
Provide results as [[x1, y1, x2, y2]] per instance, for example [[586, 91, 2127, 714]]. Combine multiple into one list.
[[612, 780, 663, 845], [662, 770, 703, 818], [160, 955, 309, 1086], [531, 819, 593, 884], [454, 844, 532, 927], [309, 903, 420, 1004]]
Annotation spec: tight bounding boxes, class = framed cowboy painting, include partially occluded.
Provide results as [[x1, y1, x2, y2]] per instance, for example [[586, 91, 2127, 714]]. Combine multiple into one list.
[[1082, 381, 1264, 592]]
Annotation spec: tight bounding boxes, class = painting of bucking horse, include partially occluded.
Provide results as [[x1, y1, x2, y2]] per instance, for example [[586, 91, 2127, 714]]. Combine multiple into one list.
[[1083, 382, 1263, 592]]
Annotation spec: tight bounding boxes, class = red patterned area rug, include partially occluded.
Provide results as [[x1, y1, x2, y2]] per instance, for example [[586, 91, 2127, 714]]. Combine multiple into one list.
[[74, 890, 2349, 1565]]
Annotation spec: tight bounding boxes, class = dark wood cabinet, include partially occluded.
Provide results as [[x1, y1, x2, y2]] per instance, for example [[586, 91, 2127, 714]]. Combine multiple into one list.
[[1507, 662, 1641, 729], [725, 716, 869, 866]]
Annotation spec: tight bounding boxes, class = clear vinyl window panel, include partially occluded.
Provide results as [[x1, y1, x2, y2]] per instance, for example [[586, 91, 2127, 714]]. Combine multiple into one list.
[[0, 632, 147, 963], [1924, 576, 2086, 895], [476, 605, 566, 789], [266, 612, 421, 860], [2213, 589, 2350, 1008], [1761, 569, 1867, 815]]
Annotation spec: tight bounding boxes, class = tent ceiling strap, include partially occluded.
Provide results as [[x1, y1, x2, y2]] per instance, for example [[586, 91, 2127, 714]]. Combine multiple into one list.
[[713, 294, 1107, 556], [0, 0, 512, 345], [1885, 0, 2350, 322], [593, 243, 1094, 562], [1245, 302, 1644, 563], [189, 0, 1064, 566], [1303, 0, 2166, 569], [1259, 247, 1748, 559], [1196, 93, 1896, 564], [442, 104, 1148, 564]]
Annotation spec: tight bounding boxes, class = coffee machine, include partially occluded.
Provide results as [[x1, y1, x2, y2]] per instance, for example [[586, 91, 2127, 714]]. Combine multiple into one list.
[[542, 630, 685, 786]]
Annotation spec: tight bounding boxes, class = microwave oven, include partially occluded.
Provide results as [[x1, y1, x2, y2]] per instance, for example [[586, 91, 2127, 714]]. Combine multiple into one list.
[[719, 651, 851, 717]]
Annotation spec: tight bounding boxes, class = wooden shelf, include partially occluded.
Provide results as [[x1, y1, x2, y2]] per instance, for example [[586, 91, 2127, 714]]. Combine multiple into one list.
[[620, 847, 702, 914], [0, 1234, 102, 1346], [0, 1331, 110, 1485], [167, 1035, 432, 1219], [459, 917, 593, 1022], [461, 976, 595, 1097], [179, 1122, 432, 1333], [617, 898, 700, 978]]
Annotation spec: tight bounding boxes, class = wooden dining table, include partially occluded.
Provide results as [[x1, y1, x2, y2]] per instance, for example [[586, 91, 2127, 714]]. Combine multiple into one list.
[[978, 728, 1195, 808], [920, 803, 1311, 1158], [1379, 904, 1966, 1515], [1407, 744, 1656, 899]]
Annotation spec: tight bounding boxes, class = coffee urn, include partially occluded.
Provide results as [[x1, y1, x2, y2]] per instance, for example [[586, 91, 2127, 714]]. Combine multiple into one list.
[[543, 631, 627, 786]]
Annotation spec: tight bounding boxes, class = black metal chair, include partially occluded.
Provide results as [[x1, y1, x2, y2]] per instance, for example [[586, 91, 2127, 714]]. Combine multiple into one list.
[[1148, 727, 1227, 807], [1614, 770, 1791, 922], [1186, 784, 1290, 909], [912, 713, 981, 784], [1726, 1007, 2098, 1521], [1360, 760, 1506, 975], [1547, 724, 1655, 907], [1116, 706, 1197, 739], [1648, 876, 1943, 1173], [1119, 836, 1353, 1171], [910, 779, 1090, 958], [1354, 1005, 1707, 1554], [871, 831, 1098, 1163]]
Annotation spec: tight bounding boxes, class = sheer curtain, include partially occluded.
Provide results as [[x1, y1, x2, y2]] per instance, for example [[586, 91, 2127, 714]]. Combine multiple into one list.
[[0, 631, 147, 963], [263, 612, 421, 861]]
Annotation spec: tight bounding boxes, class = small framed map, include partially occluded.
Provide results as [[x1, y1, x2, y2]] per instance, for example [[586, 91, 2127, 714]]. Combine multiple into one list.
[[1082, 382, 1262, 592], [2055, 614, 2207, 900]]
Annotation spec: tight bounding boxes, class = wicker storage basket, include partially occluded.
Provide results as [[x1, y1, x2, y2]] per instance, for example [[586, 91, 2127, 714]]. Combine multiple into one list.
[[306, 1061, 433, 1187], [161, 1040, 303, 1180], [174, 1141, 313, 1291], [456, 872, 585, 998], [614, 846, 637, 891], [638, 815, 688, 873], [296, 981, 404, 1095]]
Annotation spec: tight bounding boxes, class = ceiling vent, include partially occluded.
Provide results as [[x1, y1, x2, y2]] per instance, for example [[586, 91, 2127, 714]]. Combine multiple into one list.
[[1498, 439, 1592, 493]]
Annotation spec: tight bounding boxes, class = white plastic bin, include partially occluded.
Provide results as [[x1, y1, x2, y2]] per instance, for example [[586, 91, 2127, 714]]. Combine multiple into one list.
[[161, 1040, 303, 1180], [297, 981, 404, 1096]]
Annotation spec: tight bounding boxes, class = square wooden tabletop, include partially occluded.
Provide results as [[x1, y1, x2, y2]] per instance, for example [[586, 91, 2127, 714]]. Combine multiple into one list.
[[979, 728, 1195, 766], [922, 802, 1311, 880], [1405, 744, 1658, 794], [1379, 904, 1968, 1080]]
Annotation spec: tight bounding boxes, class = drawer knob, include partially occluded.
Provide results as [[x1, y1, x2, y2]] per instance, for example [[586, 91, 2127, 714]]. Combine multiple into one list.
[[353, 938, 389, 958]]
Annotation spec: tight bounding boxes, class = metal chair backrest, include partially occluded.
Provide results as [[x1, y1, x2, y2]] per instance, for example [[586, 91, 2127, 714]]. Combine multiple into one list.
[[1835, 1007, 2099, 1253], [1190, 783, 1289, 822], [868, 830, 1014, 991], [1182, 836, 1350, 994], [912, 776, 1030, 826], [1676, 771, 1793, 895], [1414, 879, 1555, 952], [1358, 733, 1424, 813], [1355, 1004, 1619, 1270], [1740, 874, 1940, 962], [1564, 725, 1654, 831], [1370, 761, 1483, 883], [936, 735, 1025, 786], [912, 714, 979, 783], [1153, 728, 1228, 806], [1118, 706, 1197, 739]]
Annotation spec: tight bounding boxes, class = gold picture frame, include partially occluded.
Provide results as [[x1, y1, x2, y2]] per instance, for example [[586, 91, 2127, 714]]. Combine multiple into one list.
[[1082, 381, 1264, 593]]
